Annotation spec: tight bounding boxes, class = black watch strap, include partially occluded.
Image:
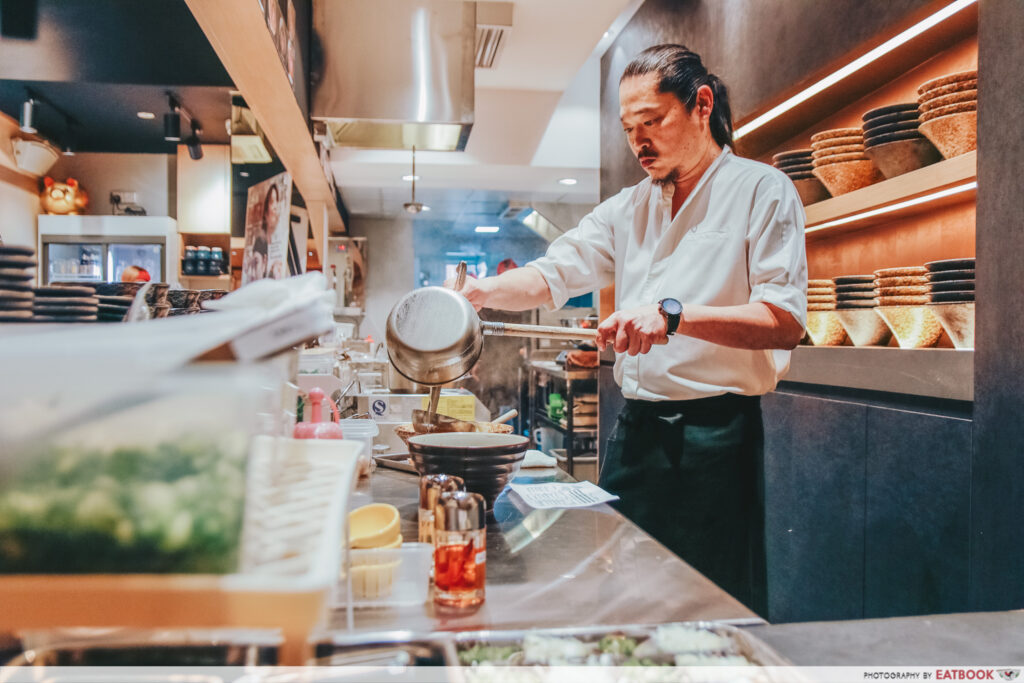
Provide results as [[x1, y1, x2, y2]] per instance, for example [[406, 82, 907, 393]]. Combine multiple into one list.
[[659, 298, 682, 336]]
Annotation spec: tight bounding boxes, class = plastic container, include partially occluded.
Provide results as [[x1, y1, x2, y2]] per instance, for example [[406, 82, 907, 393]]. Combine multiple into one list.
[[334, 543, 433, 607], [339, 419, 379, 476], [551, 448, 599, 484]]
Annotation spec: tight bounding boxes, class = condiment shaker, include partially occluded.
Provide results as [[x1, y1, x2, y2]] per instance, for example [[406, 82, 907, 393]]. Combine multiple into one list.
[[433, 490, 486, 608], [418, 474, 464, 545]]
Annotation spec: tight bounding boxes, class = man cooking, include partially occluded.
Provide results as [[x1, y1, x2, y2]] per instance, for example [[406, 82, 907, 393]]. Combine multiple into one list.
[[451, 44, 807, 614]]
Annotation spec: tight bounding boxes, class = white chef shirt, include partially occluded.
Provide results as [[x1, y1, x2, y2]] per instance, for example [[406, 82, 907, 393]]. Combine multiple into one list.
[[526, 147, 807, 401]]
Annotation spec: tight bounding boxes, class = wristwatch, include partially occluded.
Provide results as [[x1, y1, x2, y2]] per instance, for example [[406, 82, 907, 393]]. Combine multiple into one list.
[[658, 297, 683, 335]]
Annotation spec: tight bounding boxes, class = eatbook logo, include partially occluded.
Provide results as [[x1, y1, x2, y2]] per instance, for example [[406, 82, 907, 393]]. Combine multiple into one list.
[[997, 670, 1020, 681]]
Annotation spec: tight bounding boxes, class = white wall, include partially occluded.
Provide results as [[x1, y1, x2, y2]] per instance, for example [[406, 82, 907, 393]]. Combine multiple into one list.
[[348, 216, 415, 342], [0, 114, 41, 247], [48, 152, 175, 217]]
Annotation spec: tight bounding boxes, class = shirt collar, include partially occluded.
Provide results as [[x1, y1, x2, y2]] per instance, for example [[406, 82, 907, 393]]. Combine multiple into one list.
[[656, 146, 733, 206]]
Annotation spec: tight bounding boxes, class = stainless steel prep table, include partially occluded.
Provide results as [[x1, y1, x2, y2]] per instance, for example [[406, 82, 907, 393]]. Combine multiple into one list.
[[331, 466, 760, 632]]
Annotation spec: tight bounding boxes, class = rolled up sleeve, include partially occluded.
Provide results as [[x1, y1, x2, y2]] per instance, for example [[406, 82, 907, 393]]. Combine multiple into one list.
[[746, 174, 808, 328], [525, 200, 617, 310]]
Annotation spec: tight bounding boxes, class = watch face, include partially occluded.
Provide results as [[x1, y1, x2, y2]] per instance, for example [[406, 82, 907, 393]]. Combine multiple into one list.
[[661, 298, 683, 315]]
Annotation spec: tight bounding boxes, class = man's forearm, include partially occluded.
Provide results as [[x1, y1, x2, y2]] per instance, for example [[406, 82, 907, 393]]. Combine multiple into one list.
[[677, 302, 804, 350], [478, 267, 553, 311]]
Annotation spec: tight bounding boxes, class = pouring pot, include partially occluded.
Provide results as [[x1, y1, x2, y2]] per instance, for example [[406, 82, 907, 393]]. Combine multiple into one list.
[[385, 286, 599, 386]]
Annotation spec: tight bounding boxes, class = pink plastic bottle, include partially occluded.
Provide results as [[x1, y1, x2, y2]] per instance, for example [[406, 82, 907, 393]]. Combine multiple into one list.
[[293, 387, 345, 439]]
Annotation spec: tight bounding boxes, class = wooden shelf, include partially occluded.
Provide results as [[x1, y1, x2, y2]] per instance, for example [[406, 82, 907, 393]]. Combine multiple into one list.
[[181, 274, 230, 287], [804, 150, 976, 238]]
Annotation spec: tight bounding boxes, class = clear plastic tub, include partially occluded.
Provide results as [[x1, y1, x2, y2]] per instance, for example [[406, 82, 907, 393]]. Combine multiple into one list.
[[339, 419, 379, 477], [333, 543, 433, 608]]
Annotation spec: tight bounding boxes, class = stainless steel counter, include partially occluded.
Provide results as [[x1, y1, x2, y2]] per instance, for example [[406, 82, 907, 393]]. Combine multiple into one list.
[[331, 466, 759, 633]]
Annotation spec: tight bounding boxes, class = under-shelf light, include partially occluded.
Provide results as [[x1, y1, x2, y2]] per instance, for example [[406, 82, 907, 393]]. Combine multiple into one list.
[[805, 181, 976, 233], [733, 0, 977, 140]]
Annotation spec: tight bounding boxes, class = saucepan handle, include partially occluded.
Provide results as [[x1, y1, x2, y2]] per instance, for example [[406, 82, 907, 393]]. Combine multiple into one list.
[[481, 321, 599, 341]]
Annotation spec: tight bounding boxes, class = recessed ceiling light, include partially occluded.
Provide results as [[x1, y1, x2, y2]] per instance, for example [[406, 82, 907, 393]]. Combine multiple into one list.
[[475, 226, 500, 233], [239, 171, 250, 177], [558, 177, 578, 186], [421, 205, 431, 212], [137, 111, 155, 120], [603, 31, 611, 39], [402, 174, 420, 181]]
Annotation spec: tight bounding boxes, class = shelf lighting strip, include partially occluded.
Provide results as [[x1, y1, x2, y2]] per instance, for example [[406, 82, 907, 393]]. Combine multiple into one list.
[[733, 0, 978, 140], [805, 181, 977, 233]]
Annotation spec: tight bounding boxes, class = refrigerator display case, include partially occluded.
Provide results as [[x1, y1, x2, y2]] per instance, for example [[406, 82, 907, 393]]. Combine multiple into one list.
[[37, 216, 180, 285]]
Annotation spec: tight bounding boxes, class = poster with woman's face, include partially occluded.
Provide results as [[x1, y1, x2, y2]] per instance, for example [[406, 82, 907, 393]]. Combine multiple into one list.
[[242, 172, 292, 286]]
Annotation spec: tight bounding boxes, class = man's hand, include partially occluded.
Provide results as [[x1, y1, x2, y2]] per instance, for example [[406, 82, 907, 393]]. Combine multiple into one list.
[[444, 274, 490, 311], [596, 304, 670, 355]]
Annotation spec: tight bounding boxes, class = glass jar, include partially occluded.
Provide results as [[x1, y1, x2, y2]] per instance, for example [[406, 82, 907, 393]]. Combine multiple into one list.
[[210, 247, 225, 275], [433, 490, 486, 608], [182, 246, 198, 275], [418, 474, 464, 546], [196, 246, 212, 276]]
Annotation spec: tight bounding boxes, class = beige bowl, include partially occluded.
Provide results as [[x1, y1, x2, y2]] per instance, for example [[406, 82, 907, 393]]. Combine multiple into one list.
[[812, 152, 871, 167], [835, 309, 892, 347], [811, 144, 865, 159], [928, 302, 975, 349], [875, 306, 943, 348], [791, 176, 831, 205], [917, 69, 977, 97], [805, 310, 848, 346], [918, 78, 977, 100], [919, 89, 978, 112], [349, 503, 401, 549], [864, 137, 943, 179], [813, 160, 883, 196], [811, 128, 864, 144], [811, 135, 864, 150], [920, 101, 976, 123], [919, 110, 977, 158]]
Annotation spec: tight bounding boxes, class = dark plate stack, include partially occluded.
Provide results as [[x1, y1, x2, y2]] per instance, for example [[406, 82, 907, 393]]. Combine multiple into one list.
[[834, 275, 877, 309], [925, 258, 975, 303], [0, 245, 36, 323], [772, 149, 830, 205], [862, 103, 941, 179], [33, 285, 99, 323], [97, 295, 133, 322]]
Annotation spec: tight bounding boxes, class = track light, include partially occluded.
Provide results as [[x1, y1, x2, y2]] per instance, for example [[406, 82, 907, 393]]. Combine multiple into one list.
[[185, 120, 203, 161], [19, 98, 36, 134], [163, 112, 181, 141]]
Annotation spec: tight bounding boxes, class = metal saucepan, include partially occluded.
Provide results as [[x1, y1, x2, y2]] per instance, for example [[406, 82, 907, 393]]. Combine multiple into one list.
[[386, 279, 599, 387]]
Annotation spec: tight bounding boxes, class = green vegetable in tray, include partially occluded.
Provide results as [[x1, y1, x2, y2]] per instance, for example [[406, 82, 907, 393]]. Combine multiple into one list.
[[598, 634, 638, 656], [0, 441, 246, 574], [458, 645, 521, 666]]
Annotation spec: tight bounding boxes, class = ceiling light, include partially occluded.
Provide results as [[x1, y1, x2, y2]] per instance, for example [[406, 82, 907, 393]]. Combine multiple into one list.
[[19, 98, 36, 134], [805, 182, 976, 233], [184, 120, 203, 161], [403, 174, 420, 181], [733, 0, 977, 140], [239, 171, 250, 178], [558, 177, 578, 186], [163, 112, 181, 141], [421, 205, 431, 212], [137, 111, 155, 120], [475, 226, 500, 233]]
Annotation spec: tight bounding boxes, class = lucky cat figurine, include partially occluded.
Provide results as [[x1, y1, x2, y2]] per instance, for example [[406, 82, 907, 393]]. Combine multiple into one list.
[[40, 177, 89, 215]]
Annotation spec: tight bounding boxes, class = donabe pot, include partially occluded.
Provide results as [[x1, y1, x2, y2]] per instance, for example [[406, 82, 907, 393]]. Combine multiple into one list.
[[408, 432, 529, 509]]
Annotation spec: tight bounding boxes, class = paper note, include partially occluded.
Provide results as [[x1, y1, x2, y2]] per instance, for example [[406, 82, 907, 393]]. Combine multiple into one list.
[[508, 481, 619, 509]]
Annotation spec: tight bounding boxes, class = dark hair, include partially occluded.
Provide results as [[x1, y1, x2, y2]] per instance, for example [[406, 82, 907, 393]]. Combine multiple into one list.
[[621, 44, 733, 149]]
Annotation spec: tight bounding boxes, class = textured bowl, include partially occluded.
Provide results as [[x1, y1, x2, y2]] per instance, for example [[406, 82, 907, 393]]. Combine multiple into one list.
[[813, 160, 883, 196], [791, 177, 831, 205], [93, 282, 143, 297], [863, 120, 921, 140], [919, 110, 977, 158], [917, 70, 977, 96], [927, 302, 975, 350], [918, 78, 977, 100], [919, 89, 978, 112], [805, 310, 848, 346], [145, 282, 170, 306], [811, 144, 865, 159], [812, 152, 870, 167], [811, 135, 864, 151], [835, 309, 892, 347], [864, 137, 943, 179], [395, 421, 513, 448], [920, 101, 976, 123], [167, 289, 201, 308], [408, 432, 528, 509], [772, 148, 813, 164], [863, 103, 919, 120], [811, 127, 864, 144], [875, 306, 943, 349]]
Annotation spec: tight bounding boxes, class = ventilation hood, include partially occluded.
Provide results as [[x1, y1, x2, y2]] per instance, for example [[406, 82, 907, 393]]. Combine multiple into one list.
[[312, 0, 475, 152]]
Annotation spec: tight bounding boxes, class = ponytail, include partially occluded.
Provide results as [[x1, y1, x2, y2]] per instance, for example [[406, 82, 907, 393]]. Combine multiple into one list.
[[621, 44, 734, 149]]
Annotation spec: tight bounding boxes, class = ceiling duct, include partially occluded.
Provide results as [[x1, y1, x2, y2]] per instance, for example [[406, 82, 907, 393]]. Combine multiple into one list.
[[475, 2, 513, 69], [312, 0, 475, 152], [230, 96, 273, 164], [502, 204, 566, 243]]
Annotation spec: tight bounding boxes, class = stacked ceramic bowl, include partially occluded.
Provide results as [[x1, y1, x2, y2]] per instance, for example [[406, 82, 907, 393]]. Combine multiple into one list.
[[33, 285, 99, 323], [408, 432, 528, 509], [804, 278, 847, 346], [811, 127, 883, 196], [872, 267, 943, 348], [0, 245, 36, 323], [833, 275, 892, 347], [94, 282, 143, 322], [168, 289, 202, 316], [862, 103, 942, 178], [918, 69, 977, 159], [925, 257, 975, 349], [772, 149, 830, 205]]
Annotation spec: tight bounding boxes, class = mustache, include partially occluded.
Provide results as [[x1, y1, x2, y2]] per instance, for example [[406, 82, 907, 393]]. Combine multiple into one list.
[[637, 147, 658, 160]]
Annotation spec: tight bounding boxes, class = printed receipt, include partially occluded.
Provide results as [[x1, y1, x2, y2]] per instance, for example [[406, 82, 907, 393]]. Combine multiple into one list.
[[508, 481, 620, 509]]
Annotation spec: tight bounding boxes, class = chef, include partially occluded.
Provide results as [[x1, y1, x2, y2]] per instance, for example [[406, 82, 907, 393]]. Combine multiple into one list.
[[452, 44, 807, 614]]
